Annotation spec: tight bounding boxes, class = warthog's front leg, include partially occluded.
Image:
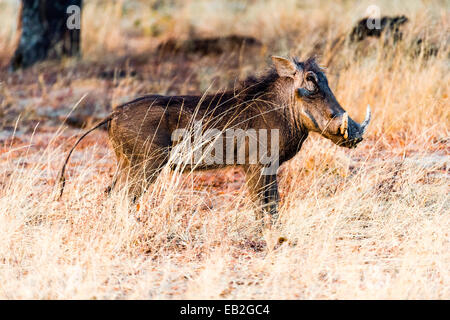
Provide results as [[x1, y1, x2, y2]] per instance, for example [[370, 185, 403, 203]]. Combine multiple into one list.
[[245, 165, 280, 225], [263, 174, 279, 218]]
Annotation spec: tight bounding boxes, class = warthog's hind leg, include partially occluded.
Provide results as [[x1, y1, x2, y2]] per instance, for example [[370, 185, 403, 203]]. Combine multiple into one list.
[[125, 152, 168, 202], [105, 158, 127, 196]]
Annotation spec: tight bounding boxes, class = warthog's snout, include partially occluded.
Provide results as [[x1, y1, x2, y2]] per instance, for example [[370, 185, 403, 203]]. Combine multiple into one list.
[[338, 105, 371, 148]]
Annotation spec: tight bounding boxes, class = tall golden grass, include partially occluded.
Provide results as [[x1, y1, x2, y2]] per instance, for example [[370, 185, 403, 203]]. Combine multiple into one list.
[[0, 0, 448, 299]]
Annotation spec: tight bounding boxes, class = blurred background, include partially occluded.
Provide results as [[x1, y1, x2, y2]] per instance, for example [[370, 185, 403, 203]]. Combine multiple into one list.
[[0, 0, 448, 299]]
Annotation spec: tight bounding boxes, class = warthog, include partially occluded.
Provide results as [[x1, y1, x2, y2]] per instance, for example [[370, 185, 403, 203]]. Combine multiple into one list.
[[349, 15, 409, 43], [58, 56, 371, 222]]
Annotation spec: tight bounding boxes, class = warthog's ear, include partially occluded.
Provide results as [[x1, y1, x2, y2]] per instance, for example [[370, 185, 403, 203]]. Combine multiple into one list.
[[271, 56, 297, 78]]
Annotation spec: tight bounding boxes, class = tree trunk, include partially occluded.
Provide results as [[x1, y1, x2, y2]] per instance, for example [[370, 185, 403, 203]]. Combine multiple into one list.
[[10, 0, 82, 71]]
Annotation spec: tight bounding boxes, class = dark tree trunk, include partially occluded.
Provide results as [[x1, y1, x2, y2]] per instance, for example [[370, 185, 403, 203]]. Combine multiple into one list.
[[10, 0, 82, 71]]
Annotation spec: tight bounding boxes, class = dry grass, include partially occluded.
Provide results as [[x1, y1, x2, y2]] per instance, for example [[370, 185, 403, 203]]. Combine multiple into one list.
[[0, 0, 448, 299]]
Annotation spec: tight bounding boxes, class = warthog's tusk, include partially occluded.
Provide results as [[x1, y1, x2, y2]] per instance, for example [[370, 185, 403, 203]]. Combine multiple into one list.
[[360, 105, 372, 134], [340, 112, 348, 138]]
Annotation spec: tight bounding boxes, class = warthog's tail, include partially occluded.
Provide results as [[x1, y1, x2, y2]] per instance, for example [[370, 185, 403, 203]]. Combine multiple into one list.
[[57, 116, 113, 200]]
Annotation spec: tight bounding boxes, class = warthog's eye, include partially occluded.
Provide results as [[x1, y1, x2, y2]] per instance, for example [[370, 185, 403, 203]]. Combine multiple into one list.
[[305, 77, 317, 93], [297, 72, 321, 98], [306, 75, 316, 83], [304, 72, 319, 93]]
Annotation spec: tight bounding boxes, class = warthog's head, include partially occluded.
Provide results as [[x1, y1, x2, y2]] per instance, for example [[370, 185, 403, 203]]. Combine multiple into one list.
[[272, 56, 371, 148]]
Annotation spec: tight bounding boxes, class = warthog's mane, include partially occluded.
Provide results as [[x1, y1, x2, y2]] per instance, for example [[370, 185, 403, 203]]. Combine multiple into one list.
[[294, 56, 324, 74]]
